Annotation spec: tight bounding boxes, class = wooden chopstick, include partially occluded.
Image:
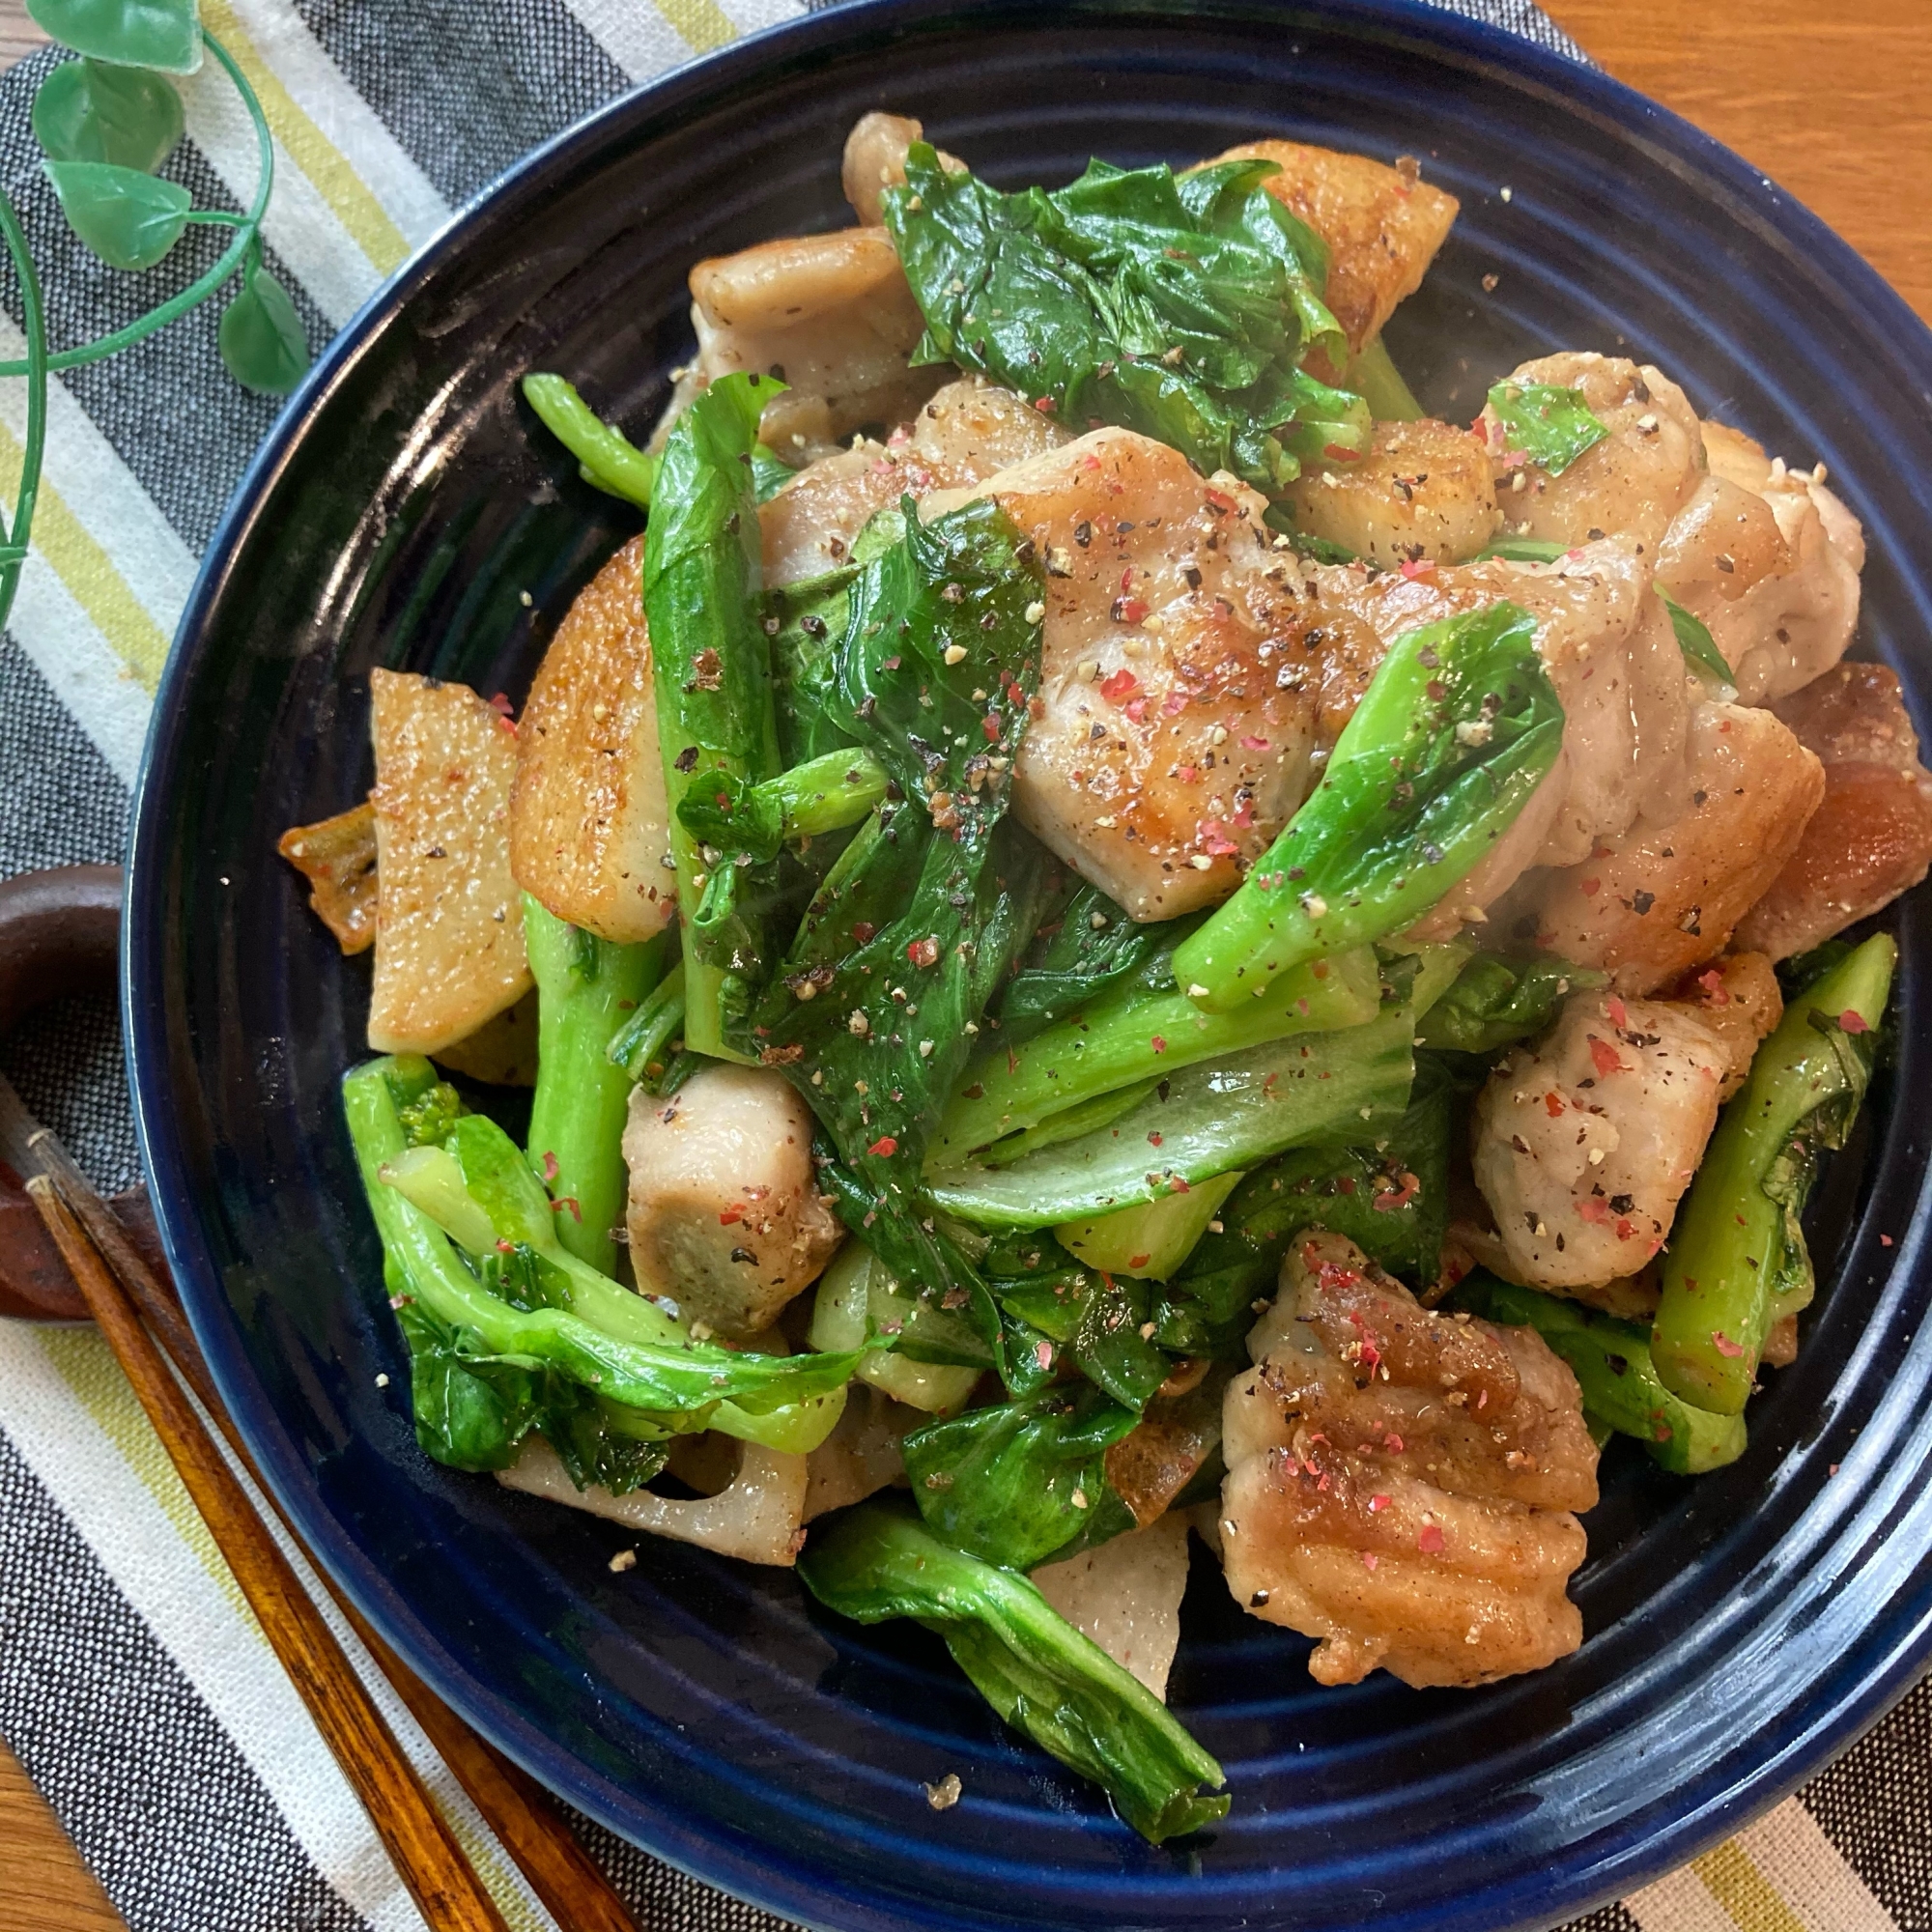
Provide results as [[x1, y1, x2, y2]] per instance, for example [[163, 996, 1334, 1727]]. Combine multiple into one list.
[[30, 1175, 514, 1932], [20, 1126, 641, 1932]]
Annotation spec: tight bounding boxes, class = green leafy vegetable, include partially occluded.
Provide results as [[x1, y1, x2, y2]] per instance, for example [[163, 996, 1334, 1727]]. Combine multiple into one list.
[[1056, 1171, 1243, 1282], [991, 881, 1179, 1046], [33, 58, 182, 170], [807, 1239, 982, 1411], [798, 1499, 1228, 1843], [1652, 933, 1894, 1414], [1486, 381, 1608, 475], [1155, 1057, 1453, 1354], [642, 370, 786, 1058], [901, 1381, 1140, 1570], [884, 144, 1368, 497], [989, 1244, 1171, 1408], [738, 495, 1045, 1312], [522, 372, 659, 509], [44, 158, 188, 270], [1449, 1271, 1746, 1474], [217, 253, 309, 395], [523, 898, 666, 1274], [928, 1006, 1415, 1230], [1173, 603, 1562, 1012], [1661, 588, 1737, 686], [27, 0, 201, 73], [1415, 951, 1603, 1057]]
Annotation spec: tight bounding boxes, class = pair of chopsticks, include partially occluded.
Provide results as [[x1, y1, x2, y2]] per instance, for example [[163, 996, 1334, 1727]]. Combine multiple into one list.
[[6, 1082, 639, 1932]]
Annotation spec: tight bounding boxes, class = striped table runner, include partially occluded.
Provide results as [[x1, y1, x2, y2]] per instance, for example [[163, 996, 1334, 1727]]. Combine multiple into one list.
[[0, 3, 1924, 1929]]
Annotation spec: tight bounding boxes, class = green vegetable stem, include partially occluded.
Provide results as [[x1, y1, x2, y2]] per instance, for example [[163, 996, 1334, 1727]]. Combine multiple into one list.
[[1450, 1271, 1747, 1474], [1652, 934, 1895, 1415], [1173, 603, 1562, 1013], [675, 746, 890, 864], [797, 1499, 1229, 1843], [884, 143, 1369, 497], [641, 370, 787, 1059], [523, 896, 666, 1274], [521, 373, 661, 509]]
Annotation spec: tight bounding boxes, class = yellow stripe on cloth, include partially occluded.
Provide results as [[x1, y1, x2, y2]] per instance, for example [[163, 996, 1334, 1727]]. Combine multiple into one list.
[[1693, 1839, 1811, 1932], [655, 0, 740, 53], [0, 418, 171, 693], [201, 0, 412, 275]]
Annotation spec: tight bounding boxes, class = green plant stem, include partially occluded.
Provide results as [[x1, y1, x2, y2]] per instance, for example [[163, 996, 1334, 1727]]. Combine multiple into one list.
[[0, 33, 271, 380], [0, 185, 47, 636]]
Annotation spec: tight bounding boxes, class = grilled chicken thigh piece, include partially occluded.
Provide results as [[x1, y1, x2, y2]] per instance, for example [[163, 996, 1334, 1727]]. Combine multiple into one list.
[[1481, 353, 1705, 554], [1509, 700, 1824, 992], [1660, 422, 1863, 707], [1736, 662, 1932, 958], [760, 376, 1067, 586], [686, 227, 935, 460], [623, 1065, 842, 1339], [1222, 1234, 1596, 1689], [1471, 989, 1732, 1289], [951, 426, 1329, 921]]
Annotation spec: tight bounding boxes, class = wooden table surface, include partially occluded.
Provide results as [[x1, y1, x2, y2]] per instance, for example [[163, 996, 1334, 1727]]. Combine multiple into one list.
[[1, 2, 1927, 1927]]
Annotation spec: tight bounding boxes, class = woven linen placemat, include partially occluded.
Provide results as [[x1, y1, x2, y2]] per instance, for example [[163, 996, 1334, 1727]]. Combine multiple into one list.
[[0, 3, 1925, 1928]]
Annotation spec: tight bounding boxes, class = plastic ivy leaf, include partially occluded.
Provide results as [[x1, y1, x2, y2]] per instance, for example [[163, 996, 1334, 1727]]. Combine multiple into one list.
[[44, 159, 190, 270], [218, 259, 310, 395], [26, 0, 201, 73], [34, 59, 184, 172]]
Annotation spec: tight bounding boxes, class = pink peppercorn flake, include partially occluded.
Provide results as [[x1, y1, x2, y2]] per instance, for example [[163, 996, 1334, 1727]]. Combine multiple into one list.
[[1370, 1493, 1390, 1513], [1361, 1550, 1379, 1571], [1712, 1330, 1746, 1358], [1417, 1524, 1445, 1554], [907, 936, 941, 969], [1150, 1034, 1168, 1054], [1098, 668, 1141, 703], [540, 1150, 559, 1182], [1606, 995, 1629, 1029], [1588, 1037, 1624, 1077], [1838, 1009, 1870, 1034], [867, 1136, 899, 1158]]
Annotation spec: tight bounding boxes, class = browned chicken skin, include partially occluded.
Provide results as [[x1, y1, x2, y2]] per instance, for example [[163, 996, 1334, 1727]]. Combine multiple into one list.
[[1736, 662, 1932, 958], [1222, 1233, 1597, 1689]]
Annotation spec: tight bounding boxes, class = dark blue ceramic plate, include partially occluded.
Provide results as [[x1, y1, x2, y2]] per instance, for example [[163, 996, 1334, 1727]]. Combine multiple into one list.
[[126, 4, 1932, 1927]]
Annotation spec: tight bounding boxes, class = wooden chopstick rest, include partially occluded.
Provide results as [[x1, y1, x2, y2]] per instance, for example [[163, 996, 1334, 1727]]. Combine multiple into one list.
[[30, 1175, 515, 1932], [17, 1121, 639, 1932]]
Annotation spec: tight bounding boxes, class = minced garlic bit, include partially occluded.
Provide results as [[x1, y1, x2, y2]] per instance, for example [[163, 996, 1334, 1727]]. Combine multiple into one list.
[[1024, 600, 1047, 624], [942, 643, 968, 665], [609, 1548, 638, 1574], [924, 1773, 963, 1811]]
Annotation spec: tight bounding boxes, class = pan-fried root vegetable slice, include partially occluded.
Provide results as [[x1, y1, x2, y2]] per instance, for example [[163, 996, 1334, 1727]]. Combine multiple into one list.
[[431, 989, 538, 1087], [277, 799, 378, 953], [367, 669, 530, 1056], [508, 534, 676, 946], [1193, 139, 1458, 370], [1033, 1513, 1191, 1700], [497, 1434, 809, 1566], [803, 1382, 919, 1520]]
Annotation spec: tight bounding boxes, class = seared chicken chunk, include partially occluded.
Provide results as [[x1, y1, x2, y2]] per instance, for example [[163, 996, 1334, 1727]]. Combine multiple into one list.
[[1282, 417, 1501, 567], [1316, 537, 1692, 879], [1507, 700, 1824, 992], [1482, 353, 1704, 554], [761, 376, 1066, 585], [366, 670, 530, 1056], [623, 1065, 842, 1338], [1196, 141, 1458, 369], [1471, 989, 1731, 1289], [508, 535, 675, 945], [1222, 1234, 1596, 1689], [957, 427, 1327, 920], [688, 228, 934, 459], [1663, 950, 1783, 1101], [1661, 423, 1863, 706], [1736, 662, 1932, 958]]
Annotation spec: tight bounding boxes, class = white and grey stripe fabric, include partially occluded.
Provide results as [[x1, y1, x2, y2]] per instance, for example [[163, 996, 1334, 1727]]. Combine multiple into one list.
[[0, 5, 1925, 1931]]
